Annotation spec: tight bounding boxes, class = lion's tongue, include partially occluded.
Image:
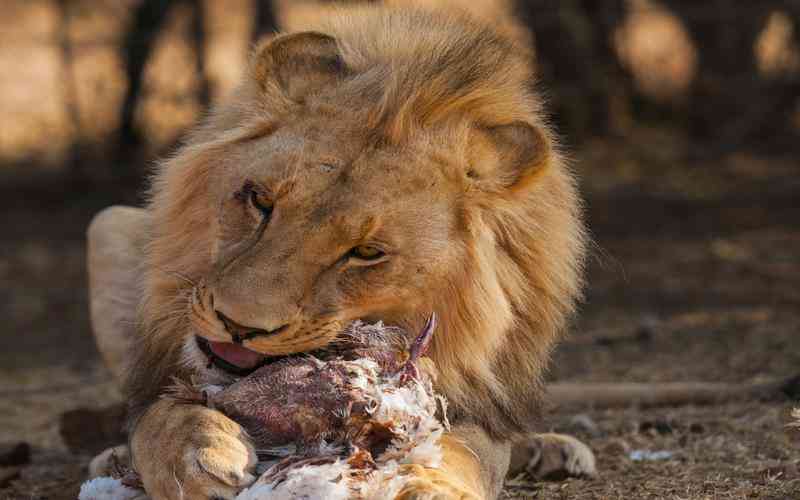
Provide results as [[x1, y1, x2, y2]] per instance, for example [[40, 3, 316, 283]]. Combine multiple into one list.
[[207, 341, 264, 370]]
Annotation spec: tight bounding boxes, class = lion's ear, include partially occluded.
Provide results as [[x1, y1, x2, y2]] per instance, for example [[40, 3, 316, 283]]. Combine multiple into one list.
[[87, 206, 150, 383], [252, 31, 348, 103], [468, 122, 551, 194]]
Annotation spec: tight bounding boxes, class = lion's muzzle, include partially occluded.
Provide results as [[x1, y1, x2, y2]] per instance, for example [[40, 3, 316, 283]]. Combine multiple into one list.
[[190, 283, 345, 359]]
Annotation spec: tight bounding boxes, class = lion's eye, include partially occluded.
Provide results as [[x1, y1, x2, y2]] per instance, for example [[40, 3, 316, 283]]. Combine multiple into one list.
[[250, 190, 274, 219], [235, 181, 274, 221], [349, 245, 385, 261]]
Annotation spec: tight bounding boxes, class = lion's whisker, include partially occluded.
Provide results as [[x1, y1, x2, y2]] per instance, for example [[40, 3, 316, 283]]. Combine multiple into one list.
[[153, 265, 197, 287]]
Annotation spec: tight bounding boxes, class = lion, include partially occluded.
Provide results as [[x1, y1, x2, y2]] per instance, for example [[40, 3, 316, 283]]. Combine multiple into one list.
[[87, 2, 598, 499]]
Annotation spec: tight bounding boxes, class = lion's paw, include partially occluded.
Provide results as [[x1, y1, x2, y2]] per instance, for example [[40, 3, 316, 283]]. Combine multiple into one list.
[[395, 464, 482, 500], [510, 433, 596, 481], [132, 402, 258, 500]]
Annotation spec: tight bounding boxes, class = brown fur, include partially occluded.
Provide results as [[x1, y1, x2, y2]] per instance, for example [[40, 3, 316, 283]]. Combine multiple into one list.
[[123, 3, 586, 498]]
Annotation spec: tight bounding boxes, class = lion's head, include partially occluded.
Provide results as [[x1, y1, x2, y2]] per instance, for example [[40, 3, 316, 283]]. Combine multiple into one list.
[[127, 6, 586, 439]]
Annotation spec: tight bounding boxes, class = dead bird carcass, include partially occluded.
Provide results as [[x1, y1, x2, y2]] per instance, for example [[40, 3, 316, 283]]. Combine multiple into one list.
[[80, 315, 448, 500]]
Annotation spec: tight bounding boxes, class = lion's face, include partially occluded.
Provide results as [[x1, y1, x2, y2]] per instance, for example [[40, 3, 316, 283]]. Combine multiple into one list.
[[190, 112, 466, 365]]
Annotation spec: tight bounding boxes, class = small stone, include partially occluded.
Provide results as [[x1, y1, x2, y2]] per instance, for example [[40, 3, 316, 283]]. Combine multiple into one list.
[[569, 414, 600, 436]]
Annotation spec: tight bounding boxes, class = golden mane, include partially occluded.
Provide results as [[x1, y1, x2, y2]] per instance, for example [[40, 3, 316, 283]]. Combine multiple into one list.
[[126, 5, 586, 440]]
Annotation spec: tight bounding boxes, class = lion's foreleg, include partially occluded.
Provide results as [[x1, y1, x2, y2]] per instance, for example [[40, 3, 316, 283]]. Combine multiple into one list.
[[395, 423, 511, 500]]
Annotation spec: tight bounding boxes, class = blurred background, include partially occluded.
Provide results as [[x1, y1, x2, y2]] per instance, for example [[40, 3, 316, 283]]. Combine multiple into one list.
[[0, 1, 798, 498]]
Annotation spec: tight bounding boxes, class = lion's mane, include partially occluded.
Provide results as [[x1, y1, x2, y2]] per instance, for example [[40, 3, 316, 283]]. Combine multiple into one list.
[[126, 5, 586, 440]]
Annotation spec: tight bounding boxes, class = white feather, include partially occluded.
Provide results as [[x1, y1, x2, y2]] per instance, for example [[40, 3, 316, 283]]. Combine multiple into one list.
[[78, 477, 143, 500]]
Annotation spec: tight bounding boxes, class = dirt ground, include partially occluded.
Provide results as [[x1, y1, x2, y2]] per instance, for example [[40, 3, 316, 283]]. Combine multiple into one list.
[[1, 133, 798, 499]]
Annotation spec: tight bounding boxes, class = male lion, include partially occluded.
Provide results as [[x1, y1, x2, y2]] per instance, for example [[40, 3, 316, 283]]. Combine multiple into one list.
[[88, 2, 595, 498]]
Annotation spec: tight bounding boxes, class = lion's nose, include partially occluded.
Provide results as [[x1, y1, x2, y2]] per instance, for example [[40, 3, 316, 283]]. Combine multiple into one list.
[[215, 309, 289, 343]]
